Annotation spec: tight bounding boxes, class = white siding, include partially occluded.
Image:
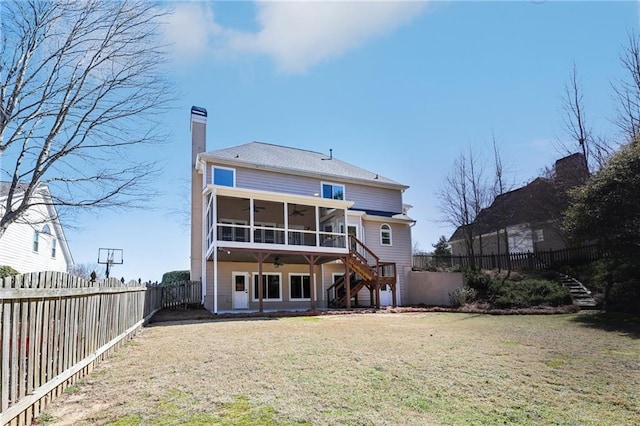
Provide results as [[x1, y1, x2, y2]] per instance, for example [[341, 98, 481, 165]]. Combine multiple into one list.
[[0, 202, 71, 273]]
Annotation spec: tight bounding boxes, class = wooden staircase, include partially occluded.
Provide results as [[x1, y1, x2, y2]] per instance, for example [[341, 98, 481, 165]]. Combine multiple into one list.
[[326, 236, 397, 309]]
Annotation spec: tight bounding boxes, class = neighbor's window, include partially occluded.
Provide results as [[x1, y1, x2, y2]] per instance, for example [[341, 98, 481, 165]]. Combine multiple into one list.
[[33, 231, 39, 252], [290, 274, 311, 300], [534, 229, 544, 242], [253, 273, 281, 301], [213, 166, 235, 187], [322, 182, 345, 200], [51, 239, 57, 258], [380, 223, 392, 246]]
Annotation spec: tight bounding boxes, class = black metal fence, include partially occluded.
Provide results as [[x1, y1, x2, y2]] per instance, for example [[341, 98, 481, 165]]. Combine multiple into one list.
[[413, 245, 602, 271]]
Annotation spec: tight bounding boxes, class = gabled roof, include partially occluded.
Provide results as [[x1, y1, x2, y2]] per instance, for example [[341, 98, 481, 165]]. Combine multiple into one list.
[[0, 181, 74, 267], [449, 178, 561, 242], [198, 142, 408, 190], [449, 153, 588, 243]]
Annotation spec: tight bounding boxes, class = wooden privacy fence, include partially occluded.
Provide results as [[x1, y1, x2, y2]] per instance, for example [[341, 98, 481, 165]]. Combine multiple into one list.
[[160, 281, 202, 309], [413, 245, 603, 271], [0, 272, 164, 426]]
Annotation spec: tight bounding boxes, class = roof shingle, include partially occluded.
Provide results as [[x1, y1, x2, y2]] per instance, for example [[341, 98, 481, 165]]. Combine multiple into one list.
[[199, 142, 407, 189]]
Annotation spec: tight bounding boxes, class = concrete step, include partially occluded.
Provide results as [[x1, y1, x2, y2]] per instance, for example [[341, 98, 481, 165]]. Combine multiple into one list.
[[560, 274, 598, 310]]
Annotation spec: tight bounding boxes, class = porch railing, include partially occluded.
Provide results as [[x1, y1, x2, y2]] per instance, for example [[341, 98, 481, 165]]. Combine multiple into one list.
[[214, 223, 347, 249]]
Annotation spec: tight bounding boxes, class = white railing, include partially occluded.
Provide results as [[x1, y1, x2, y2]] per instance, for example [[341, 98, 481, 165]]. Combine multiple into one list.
[[213, 223, 347, 250]]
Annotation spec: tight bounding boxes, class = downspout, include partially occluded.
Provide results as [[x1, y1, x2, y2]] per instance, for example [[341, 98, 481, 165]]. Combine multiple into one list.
[[200, 162, 207, 306], [212, 191, 218, 314], [201, 190, 207, 307], [213, 246, 217, 314], [401, 219, 417, 307]]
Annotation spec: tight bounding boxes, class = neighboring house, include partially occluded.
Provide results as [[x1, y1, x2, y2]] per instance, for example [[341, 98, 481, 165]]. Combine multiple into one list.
[[449, 153, 589, 256], [189, 106, 415, 313], [0, 182, 74, 273]]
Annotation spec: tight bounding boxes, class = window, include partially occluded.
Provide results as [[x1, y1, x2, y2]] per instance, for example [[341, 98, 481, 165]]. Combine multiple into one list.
[[213, 166, 235, 187], [290, 274, 311, 300], [41, 224, 51, 234], [253, 273, 281, 301], [534, 229, 544, 242], [322, 182, 345, 200], [51, 239, 57, 258], [380, 223, 392, 246], [33, 231, 39, 252]]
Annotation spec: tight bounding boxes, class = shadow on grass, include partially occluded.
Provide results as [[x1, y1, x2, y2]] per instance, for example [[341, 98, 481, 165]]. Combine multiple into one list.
[[148, 308, 280, 326], [569, 312, 640, 339]]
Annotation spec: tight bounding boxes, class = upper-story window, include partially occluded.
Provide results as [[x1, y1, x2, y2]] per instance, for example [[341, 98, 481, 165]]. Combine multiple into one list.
[[33, 231, 39, 252], [41, 224, 51, 234], [322, 182, 345, 200], [380, 223, 392, 246], [213, 166, 235, 187], [52, 239, 57, 258]]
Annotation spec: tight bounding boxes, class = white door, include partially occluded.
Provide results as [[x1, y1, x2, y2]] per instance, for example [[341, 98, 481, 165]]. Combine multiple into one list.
[[380, 284, 392, 306], [232, 273, 249, 309]]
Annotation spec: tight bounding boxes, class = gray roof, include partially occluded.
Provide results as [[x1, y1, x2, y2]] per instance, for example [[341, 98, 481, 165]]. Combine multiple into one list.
[[200, 142, 407, 189], [0, 181, 28, 198]]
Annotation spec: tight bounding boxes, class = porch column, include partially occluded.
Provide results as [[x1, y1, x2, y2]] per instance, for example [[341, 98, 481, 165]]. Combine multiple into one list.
[[345, 256, 351, 309], [315, 206, 320, 247], [391, 283, 397, 308], [375, 280, 381, 310], [304, 255, 319, 311], [253, 252, 268, 313]]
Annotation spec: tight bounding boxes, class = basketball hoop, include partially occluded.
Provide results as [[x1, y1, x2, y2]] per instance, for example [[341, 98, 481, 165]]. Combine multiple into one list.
[[98, 248, 124, 278]]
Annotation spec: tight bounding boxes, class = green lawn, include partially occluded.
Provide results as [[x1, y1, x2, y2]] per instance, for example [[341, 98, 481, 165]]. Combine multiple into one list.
[[41, 312, 639, 425]]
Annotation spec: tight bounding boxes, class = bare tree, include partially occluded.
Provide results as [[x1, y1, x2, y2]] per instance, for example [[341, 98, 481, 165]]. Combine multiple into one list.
[[558, 64, 614, 172], [68, 262, 106, 281], [490, 134, 514, 257], [466, 145, 488, 257], [437, 147, 489, 265], [613, 32, 640, 142], [0, 0, 172, 238], [560, 63, 590, 168]]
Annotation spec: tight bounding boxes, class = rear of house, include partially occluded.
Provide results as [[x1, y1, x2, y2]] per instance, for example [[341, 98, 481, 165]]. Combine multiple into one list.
[[189, 107, 415, 313]]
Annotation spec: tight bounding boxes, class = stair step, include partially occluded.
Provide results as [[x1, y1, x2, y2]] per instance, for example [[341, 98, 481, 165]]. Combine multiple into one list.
[[567, 288, 589, 293], [559, 274, 598, 310]]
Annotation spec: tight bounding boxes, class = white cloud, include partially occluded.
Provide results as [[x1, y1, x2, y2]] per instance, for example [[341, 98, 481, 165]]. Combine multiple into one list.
[[163, 1, 428, 73], [163, 2, 222, 62]]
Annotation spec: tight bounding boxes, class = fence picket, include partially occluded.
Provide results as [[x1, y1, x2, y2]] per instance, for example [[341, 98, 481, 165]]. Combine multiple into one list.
[[158, 281, 202, 310], [0, 272, 172, 425]]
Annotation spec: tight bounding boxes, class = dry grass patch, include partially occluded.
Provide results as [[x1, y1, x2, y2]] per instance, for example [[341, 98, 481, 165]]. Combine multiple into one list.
[[40, 313, 639, 425]]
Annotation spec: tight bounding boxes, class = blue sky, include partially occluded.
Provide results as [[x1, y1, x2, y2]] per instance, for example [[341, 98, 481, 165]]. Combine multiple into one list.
[[63, 0, 637, 282]]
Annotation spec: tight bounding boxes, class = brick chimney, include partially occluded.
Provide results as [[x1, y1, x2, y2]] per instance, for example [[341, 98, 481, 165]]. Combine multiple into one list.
[[190, 106, 207, 282], [554, 152, 589, 191]]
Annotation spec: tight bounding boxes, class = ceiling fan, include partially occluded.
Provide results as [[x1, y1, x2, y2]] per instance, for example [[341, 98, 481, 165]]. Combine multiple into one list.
[[289, 204, 307, 217], [242, 204, 265, 213]]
